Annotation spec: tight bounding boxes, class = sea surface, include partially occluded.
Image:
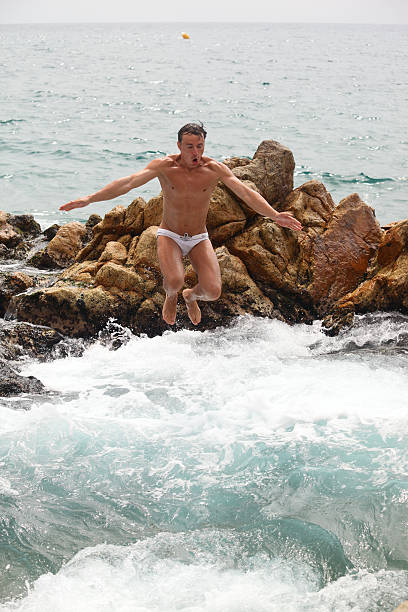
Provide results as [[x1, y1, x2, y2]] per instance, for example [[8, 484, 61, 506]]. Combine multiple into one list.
[[0, 22, 407, 611]]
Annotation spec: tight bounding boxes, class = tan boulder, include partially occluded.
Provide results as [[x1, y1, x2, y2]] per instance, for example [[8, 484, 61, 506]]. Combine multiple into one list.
[[393, 602, 408, 612], [98, 241, 128, 264], [0, 211, 22, 248], [143, 194, 163, 230], [95, 262, 144, 292], [47, 222, 87, 266], [230, 140, 295, 204], [123, 197, 146, 234], [207, 185, 247, 246], [281, 179, 335, 230], [128, 226, 161, 274], [93, 205, 126, 234], [76, 232, 120, 262], [215, 246, 278, 318]]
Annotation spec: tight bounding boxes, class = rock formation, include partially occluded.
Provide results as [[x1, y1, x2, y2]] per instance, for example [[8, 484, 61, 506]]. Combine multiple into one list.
[[0, 138, 407, 364], [3, 139, 394, 341], [323, 219, 408, 334]]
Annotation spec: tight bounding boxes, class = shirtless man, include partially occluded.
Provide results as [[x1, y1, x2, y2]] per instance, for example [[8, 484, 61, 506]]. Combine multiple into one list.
[[60, 123, 302, 325]]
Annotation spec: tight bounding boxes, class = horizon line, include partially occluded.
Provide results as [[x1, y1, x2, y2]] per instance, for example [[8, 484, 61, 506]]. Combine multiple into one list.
[[1, 20, 407, 26]]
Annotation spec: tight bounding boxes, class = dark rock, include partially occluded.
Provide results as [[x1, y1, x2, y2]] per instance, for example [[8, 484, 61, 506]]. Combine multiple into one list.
[[0, 359, 46, 397], [28, 249, 61, 270], [0, 271, 35, 317], [8, 214, 42, 237], [86, 214, 103, 231], [43, 224, 60, 241], [0, 321, 65, 360]]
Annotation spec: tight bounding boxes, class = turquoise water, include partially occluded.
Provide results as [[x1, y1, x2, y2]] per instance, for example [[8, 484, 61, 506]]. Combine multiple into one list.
[[0, 23, 408, 611], [1, 23, 407, 227]]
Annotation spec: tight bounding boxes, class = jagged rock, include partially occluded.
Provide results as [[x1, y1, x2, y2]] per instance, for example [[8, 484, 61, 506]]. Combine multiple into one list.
[[47, 221, 87, 266], [307, 193, 382, 314], [29, 221, 88, 269], [8, 141, 404, 338], [7, 213, 41, 237], [0, 243, 11, 258], [324, 219, 408, 334], [0, 211, 23, 248], [85, 214, 103, 230], [0, 321, 65, 360], [226, 182, 381, 319], [230, 140, 295, 204], [0, 271, 35, 317], [0, 359, 46, 397], [43, 224, 60, 241], [99, 241, 128, 264]]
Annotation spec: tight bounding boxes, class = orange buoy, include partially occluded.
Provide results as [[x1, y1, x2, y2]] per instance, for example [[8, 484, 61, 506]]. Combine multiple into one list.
[[181, 32, 190, 39]]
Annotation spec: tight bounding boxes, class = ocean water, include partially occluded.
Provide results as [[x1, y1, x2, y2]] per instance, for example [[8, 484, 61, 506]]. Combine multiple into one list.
[[0, 22, 408, 612], [0, 22, 407, 227]]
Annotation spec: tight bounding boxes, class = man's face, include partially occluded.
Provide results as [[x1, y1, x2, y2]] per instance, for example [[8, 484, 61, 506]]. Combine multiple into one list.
[[177, 133, 205, 168]]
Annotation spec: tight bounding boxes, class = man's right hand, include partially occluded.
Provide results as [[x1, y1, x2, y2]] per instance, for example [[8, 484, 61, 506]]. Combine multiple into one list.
[[59, 196, 91, 212]]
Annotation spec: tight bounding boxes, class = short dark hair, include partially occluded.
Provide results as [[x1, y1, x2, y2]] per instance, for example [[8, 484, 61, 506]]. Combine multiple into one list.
[[178, 122, 207, 143]]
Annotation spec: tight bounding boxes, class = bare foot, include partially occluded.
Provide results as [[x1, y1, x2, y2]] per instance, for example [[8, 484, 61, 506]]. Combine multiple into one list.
[[182, 288, 201, 325], [162, 294, 178, 325]]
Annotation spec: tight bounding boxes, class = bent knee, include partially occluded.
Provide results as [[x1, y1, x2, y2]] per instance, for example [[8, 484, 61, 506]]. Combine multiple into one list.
[[163, 274, 184, 294], [204, 282, 222, 301]]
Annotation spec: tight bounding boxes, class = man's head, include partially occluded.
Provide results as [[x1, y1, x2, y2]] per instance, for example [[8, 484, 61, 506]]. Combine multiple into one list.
[[177, 122, 207, 144], [177, 123, 207, 169]]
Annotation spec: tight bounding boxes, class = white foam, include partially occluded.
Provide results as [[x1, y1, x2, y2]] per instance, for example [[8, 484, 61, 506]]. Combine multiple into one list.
[[1, 535, 405, 612], [13, 316, 408, 443]]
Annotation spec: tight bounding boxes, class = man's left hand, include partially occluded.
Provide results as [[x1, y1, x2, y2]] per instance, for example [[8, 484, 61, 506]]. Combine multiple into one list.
[[274, 212, 302, 231]]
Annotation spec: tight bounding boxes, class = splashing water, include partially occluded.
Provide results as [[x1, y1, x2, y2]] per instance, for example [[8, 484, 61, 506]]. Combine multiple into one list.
[[0, 314, 407, 610]]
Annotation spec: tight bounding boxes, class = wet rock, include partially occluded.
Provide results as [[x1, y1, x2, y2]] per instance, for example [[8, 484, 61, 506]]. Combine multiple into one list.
[[7, 213, 41, 237], [0, 271, 35, 317], [0, 359, 46, 396], [0, 211, 23, 248], [85, 213, 103, 231], [0, 243, 12, 258], [43, 224, 60, 241], [29, 221, 87, 269], [308, 192, 382, 314], [0, 321, 66, 360]]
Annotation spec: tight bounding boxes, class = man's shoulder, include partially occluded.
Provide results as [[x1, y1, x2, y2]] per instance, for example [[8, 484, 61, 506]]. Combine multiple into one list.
[[204, 158, 231, 176], [146, 155, 177, 170]]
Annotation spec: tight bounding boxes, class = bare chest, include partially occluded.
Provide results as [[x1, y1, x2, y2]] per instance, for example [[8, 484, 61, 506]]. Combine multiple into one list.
[[160, 167, 218, 199]]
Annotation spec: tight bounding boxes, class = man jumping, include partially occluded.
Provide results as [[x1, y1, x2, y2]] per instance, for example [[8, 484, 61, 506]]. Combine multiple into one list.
[[60, 123, 302, 325]]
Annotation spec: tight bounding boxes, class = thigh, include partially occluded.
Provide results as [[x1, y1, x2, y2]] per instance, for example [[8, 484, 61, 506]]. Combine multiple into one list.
[[157, 235, 184, 279], [188, 239, 221, 286]]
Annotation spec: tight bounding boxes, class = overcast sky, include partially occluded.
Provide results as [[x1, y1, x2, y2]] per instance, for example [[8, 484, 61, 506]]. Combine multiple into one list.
[[1, 0, 408, 24]]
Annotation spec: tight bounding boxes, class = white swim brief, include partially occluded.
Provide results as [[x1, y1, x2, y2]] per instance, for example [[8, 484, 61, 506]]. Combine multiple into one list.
[[156, 228, 209, 256]]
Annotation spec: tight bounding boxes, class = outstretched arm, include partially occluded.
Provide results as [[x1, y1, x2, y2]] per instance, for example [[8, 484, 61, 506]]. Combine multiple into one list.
[[218, 164, 302, 231], [59, 158, 165, 212]]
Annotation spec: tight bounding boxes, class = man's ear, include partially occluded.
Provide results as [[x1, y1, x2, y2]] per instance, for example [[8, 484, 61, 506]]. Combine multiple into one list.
[[177, 141, 181, 151]]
